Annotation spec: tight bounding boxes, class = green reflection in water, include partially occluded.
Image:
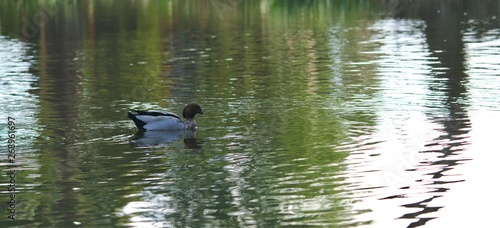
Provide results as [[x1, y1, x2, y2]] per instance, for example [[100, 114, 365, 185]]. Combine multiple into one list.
[[0, 1, 384, 227]]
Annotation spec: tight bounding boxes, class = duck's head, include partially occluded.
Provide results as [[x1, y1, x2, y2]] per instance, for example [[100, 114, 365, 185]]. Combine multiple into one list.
[[183, 103, 204, 119]]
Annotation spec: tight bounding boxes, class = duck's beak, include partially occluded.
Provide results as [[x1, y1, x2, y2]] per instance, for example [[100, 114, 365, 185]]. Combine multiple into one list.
[[199, 110, 205, 115]]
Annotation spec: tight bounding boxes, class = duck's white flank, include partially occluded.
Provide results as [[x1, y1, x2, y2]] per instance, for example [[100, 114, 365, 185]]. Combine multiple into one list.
[[136, 115, 184, 131]]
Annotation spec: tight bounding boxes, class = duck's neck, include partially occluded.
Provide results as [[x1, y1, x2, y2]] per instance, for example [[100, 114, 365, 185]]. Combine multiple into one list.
[[184, 118, 197, 129]]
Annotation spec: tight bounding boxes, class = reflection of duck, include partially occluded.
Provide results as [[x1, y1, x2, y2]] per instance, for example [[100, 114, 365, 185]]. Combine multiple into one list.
[[183, 132, 203, 149], [129, 129, 202, 148], [129, 130, 184, 147], [128, 103, 204, 131]]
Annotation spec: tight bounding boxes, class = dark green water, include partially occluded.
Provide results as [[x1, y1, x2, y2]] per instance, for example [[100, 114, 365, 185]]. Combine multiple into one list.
[[1, 1, 500, 227]]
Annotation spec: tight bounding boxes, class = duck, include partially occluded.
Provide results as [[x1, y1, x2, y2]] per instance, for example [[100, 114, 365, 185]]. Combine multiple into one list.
[[128, 103, 204, 131]]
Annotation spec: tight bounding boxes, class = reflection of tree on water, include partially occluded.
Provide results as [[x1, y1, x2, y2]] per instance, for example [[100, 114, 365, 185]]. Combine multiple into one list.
[[387, 1, 488, 227]]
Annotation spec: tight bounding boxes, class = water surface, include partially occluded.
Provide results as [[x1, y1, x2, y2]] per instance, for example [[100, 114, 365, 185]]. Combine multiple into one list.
[[1, 1, 500, 227]]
